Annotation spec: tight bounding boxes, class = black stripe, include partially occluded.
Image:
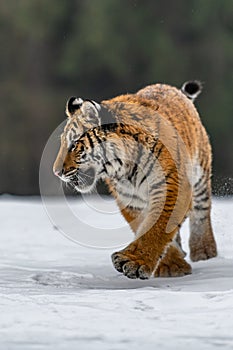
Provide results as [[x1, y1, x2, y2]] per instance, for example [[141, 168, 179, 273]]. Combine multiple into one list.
[[117, 189, 146, 203], [139, 175, 147, 186], [163, 201, 176, 208], [105, 161, 112, 167], [128, 164, 138, 181], [163, 208, 174, 213], [92, 128, 102, 144], [167, 188, 175, 194], [144, 145, 156, 168], [194, 175, 205, 190], [102, 163, 108, 175], [195, 186, 208, 197], [156, 145, 164, 159], [151, 188, 165, 196], [141, 161, 154, 184], [86, 132, 94, 148], [126, 143, 143, 183], [137, 141, 159, 187], [194, 195, 209, 204], [127, 205, 143, 211], [151, 178, 166, 189], [193, 205, 209, 211], [98, 168, 107, 175], [116, 157, 123, 166]]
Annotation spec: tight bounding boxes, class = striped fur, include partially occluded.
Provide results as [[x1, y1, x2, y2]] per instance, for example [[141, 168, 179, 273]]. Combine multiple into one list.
[[53, 82, 217, 279]]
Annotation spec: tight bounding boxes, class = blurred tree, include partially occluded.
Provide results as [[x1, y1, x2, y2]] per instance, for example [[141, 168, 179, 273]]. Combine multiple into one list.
[[0, 0, 232, 194]]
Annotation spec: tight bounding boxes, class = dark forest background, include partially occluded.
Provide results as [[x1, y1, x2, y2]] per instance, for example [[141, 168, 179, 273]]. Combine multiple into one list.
[[1, 0, 232, 195]]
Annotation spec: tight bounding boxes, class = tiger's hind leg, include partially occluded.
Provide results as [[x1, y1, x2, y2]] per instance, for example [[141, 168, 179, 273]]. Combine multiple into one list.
[[189, 172, 217, 262]]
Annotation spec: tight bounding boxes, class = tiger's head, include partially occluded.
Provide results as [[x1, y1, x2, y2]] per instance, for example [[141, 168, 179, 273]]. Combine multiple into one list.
[[53, 96, 118, 193]]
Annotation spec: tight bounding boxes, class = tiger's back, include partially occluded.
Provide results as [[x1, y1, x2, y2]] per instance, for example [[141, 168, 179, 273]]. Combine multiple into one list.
[[104, 83, 210, 162]]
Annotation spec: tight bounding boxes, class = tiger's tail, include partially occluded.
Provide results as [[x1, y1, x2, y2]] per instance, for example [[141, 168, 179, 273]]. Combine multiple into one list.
[[181, 80, 203, 102]]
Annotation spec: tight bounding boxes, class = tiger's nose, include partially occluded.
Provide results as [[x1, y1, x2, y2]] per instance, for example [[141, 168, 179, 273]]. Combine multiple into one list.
[[53, 168, 63, 177]]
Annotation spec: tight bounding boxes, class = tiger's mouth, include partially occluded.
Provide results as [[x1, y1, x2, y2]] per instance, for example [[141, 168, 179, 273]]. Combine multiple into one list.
[[68, 166, 96, 193]]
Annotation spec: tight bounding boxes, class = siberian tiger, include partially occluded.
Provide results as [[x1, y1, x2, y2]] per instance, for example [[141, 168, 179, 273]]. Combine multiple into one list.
[[53, 81, 217, 279]]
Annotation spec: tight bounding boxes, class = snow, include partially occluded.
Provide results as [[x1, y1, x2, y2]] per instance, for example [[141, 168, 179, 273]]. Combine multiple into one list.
[[0, 196, 233, 350]]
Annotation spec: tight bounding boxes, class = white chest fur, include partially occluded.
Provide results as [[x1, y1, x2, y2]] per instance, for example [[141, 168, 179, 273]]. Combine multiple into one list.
[[115, 177, 149, 210]]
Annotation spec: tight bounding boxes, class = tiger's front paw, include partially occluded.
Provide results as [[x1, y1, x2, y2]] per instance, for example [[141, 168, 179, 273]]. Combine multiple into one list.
[[111, 251, 153, 280]]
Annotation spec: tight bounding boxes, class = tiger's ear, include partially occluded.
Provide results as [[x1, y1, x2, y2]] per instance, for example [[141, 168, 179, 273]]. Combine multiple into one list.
[[66, 97, 101, 125], [80, 100, 101, 125], [66, 97, 84, 117]]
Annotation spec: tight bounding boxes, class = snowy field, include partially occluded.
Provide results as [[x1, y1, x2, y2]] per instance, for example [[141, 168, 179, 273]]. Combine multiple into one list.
[[1, 196, 233, 350]]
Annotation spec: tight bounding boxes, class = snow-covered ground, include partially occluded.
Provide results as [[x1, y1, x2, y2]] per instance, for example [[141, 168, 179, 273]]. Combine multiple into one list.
[[1, 196, 233, 350]]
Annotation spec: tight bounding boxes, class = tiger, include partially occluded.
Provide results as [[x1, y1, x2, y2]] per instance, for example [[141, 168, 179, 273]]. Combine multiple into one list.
[[53, 81, 217, 279]]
